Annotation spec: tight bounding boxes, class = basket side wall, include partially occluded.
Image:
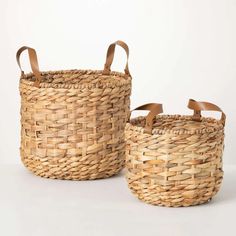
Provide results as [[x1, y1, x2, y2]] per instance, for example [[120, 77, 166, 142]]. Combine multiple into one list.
[[125, 126, 224, 207], [20, 81, 131, 180]]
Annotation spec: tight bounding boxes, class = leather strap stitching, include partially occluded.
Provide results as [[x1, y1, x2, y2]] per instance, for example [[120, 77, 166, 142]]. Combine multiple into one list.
[[103, 40, 130, 76], [130, 103, 163, 134], [188, 99, 226, 126], [16, 46, 42, 87]]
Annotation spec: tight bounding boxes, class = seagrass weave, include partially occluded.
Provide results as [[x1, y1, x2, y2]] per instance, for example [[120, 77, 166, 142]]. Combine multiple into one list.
[[125, 100, 225, 207], [17, 41, 132, 180]]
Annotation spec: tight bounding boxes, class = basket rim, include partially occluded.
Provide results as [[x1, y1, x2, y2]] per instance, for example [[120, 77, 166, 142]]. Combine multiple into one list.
[[20, 69, 131, 89], [126, 114, 224, 135]]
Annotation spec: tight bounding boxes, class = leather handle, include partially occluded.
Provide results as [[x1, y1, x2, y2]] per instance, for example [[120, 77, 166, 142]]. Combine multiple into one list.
[[188, 99, 226, 126], [131, 103, 163, 134], [103, 40, 130, 76], [16, 46, 42, 87]]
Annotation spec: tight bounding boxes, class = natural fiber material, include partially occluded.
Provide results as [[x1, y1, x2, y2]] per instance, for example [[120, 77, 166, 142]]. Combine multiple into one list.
[[125, 101, 225, 207], [18, 41, 132, 180]]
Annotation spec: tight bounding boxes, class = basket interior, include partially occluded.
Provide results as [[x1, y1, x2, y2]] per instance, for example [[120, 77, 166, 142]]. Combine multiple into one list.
[[130, 115, 224, 134], [21, 69, 130, 88]]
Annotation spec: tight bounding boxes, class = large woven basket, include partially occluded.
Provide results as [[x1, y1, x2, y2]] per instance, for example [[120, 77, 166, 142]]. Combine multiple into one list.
[[17, 40, 132, 180], [125, 100, 225, 207]]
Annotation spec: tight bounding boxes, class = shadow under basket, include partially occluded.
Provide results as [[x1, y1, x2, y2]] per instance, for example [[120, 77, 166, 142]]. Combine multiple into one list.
[[17, 41, 132, 180], [125, 101, 225, 207]]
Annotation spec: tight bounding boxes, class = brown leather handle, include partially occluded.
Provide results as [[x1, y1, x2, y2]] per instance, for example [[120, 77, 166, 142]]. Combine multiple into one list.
[[131, 103, 163, 134], [16, 46, 42, 87], [188, 99, 226, 126], [103, 40, 130, 76]]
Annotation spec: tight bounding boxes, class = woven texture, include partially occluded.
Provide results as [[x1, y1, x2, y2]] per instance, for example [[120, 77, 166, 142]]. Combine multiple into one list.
[[20, 69, 131, 180], [125, 115, 224, 207]]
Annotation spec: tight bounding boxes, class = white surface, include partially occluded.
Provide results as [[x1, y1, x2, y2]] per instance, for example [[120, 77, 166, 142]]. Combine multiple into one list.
[[0, 0, 236, 164], [0, 1, 235, 234], [0, 164, 235, 236]]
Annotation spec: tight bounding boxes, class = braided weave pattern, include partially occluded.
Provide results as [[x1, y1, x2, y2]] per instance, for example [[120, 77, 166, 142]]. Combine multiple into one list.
[[20, 70, 131, 180], [125, 115, 224, 207]]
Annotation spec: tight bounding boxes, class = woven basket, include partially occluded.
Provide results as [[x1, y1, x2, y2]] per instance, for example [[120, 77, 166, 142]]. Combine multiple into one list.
[[17, 40, 132, 180], [125, 100, 225, 207]]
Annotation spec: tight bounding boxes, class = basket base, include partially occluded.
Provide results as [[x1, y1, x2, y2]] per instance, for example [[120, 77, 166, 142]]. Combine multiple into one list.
[[134, 194, 214, 207], [127, 176, 223, 207], [21, 156, 125, 180], [27, 168, 124, 180]]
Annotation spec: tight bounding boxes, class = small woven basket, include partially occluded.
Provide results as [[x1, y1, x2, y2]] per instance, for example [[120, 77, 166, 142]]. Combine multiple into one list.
[[17, 40, 132, 180], [125, 100, 225, 207]]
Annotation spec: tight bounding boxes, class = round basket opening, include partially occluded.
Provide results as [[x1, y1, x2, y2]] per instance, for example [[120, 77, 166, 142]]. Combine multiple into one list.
[[129, 115, 224, 134], [21, 70, 131, 88]]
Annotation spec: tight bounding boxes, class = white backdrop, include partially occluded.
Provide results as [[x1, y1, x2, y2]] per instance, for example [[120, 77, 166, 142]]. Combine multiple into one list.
[[0, 0, 235, 164]]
